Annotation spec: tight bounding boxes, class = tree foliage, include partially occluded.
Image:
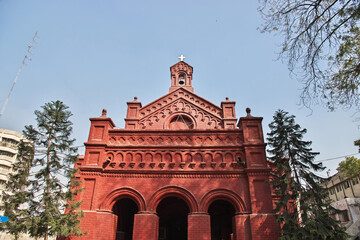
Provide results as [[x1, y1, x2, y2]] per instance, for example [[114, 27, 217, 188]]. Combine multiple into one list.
[[259, 0, 360, 110], [2, 100, 83, 240], [267, 109, 348, 240], [337, 139, 360, 179], [1, 132, 35, 239], [337, 156, 360, 179]]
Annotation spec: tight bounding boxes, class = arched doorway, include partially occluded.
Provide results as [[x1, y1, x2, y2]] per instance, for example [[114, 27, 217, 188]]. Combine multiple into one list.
[[208, 200, 235, 240], [112, 198, 138, 240], [157, 197, 190, 240]]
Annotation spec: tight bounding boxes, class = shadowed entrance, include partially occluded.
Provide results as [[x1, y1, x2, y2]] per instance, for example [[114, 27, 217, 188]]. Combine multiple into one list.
[[157, 197, 190, 240], [112, 198, 138, 240], [209, 200, 235, 240]]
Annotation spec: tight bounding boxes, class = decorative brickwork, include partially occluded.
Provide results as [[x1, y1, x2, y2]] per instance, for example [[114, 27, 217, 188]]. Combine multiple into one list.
[[69, 60, 280, 240]]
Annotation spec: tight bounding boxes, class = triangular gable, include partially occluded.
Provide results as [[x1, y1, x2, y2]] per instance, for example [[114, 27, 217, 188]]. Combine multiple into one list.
[[137, 88, 224, 130], [139, 88, 222, 119]]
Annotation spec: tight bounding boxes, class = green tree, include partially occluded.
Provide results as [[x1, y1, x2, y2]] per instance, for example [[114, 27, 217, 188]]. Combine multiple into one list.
[[337, 139, 360, 179], [1, 128, 36, 240], [2, 101, 83, 240], [259, 0, 360, 110], [267, 109, 348, 239], [337, 156, 360, 179]]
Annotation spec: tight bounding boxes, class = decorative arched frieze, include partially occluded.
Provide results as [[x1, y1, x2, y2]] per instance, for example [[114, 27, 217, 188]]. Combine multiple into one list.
[[115, 152, 123, 162], [106, 152, 114, 161], [99, 187, 146, 212], [135, 153, 142, 162], [225, 152, 234, 162], [125, 153, 133, 162], [109, 133, 243, 147], [101, 150, 246, 170], [148, 186, 199, 213], [200, 189, 247, 213], [145, 153, 153, 162], [214, 153, 223, 163]]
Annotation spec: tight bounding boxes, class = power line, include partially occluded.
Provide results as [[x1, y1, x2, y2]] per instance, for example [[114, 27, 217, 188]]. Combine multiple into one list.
[[0, 32, 38, 119], [315, 153, 360, 162], [74, 145, 85, 148]]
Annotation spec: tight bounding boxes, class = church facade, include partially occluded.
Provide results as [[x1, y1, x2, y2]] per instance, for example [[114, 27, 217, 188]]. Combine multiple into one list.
[[72, 59, 280, 240]]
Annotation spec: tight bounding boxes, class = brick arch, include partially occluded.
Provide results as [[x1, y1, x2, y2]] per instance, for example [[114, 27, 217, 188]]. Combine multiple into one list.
[[148, 186, 198, 213], [200, 189, 246, 213], [164, 112, 198, 130], [99, 187, 146, 212]]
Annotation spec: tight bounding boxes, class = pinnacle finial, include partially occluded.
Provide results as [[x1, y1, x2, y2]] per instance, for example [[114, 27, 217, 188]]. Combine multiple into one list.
[[178, 54, 186, 61], [134, 96, 138, 101], [102, 109, 107, 117], [246, 108, 251, 117]]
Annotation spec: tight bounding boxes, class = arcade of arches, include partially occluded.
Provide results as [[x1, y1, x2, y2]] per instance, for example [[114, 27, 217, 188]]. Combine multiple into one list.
[[110, 190, 243, 240], [69, 60, 280, 240]]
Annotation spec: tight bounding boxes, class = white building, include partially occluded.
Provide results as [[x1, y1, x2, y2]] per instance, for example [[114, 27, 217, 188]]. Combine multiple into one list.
[[324, 171, 360, 239], [0, 128, 26, 198], [0, 129, 54, 240]]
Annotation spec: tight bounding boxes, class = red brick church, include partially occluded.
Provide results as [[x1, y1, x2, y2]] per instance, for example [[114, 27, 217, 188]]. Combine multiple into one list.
[[72, 57, 280, 240]]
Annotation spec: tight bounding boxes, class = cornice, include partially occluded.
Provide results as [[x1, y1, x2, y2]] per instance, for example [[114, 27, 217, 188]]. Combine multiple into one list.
[[245, 168, 271, 175], [79, 170, 250, 178], [108, 128, 242, 134], [103, 145, 244, 150]]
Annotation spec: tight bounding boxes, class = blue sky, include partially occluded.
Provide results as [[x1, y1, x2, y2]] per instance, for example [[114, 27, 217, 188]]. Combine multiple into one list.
[[0, 0, 358, 176]]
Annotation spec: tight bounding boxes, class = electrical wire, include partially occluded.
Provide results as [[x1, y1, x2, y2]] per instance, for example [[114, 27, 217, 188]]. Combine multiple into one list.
[[315, 152, 360, 162]]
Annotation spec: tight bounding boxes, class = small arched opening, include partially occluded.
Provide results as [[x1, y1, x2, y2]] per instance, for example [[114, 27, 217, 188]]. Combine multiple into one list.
[[112, 198, 138, 240], [169, 115, 194, 130], [208, 200, 235, 240], [157, 197, 190, 240], [178, 74, 185, 85]]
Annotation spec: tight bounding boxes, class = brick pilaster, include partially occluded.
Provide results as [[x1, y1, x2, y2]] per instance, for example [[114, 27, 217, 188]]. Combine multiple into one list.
[[188, 213, 211, 240], [72, 211, 116, 240], [133, 212, 159, 240], [233, 214, 251, 240], [250, 213, 280, 240]]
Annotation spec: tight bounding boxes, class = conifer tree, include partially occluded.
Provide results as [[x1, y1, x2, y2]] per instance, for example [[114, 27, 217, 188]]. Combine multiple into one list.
[[2, 100, 83, 240], [1, 127, 36, 240], [267, 109, 348, 240]]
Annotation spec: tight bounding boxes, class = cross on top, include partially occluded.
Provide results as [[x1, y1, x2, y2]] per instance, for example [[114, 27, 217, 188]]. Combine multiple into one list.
[[178, 54, 186, 61]]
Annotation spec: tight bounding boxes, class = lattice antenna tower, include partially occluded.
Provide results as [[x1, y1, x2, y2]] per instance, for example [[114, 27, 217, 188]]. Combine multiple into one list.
[[0, 32, 38, 118]]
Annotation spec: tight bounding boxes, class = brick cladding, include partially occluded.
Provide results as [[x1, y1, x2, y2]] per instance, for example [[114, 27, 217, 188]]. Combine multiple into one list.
[[67, 61, 280, 240]]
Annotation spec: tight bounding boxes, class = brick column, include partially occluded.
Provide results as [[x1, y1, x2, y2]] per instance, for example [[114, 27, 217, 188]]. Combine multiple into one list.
[[250, 213, 280, 240], [188, 213, 211, 240], [75, 210, 117, 240], [233, 214, 251, 240], [133, 212, 159, 240]]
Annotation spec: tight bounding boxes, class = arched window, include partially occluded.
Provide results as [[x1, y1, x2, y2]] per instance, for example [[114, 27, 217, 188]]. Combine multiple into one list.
[[169, 115, 194, 130]]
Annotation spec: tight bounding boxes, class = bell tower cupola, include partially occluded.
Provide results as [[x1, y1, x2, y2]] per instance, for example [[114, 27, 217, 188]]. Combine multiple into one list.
[[169, 54, 194, 92]]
